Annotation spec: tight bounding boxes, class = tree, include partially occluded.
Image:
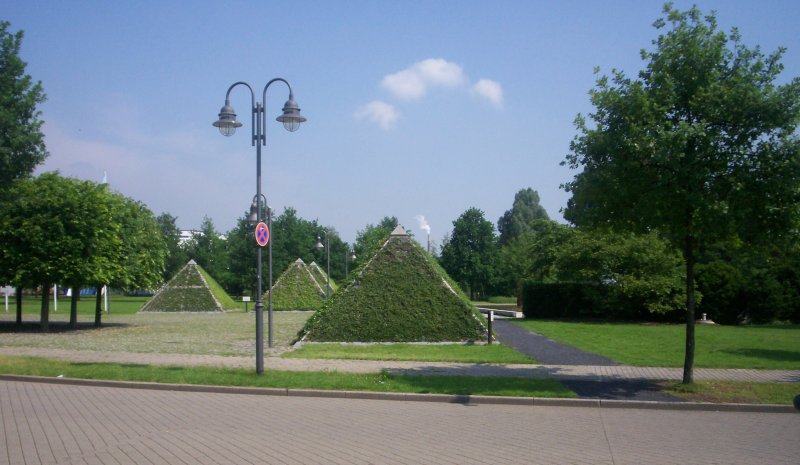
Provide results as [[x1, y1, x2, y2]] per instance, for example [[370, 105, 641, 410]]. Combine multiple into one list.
[[156, 212, 188, 283], [562, 5, 800, 383], [497, 188, 550, 246], [184, 216, 229, 287], [353, 216, 398, 267], [554, 229, 686, 318], [495, 219, 573, 296], [0, 173, 120, 331], [439, 208, 497, 300], [0, 21, 47, 193]]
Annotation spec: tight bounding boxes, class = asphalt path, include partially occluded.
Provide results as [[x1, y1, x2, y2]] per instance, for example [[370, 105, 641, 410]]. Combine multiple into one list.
[[492, 319, 680, 401]]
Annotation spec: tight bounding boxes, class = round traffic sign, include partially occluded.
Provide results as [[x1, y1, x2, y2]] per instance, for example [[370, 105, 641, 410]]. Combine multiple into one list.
[[255, 222, 270, 247]]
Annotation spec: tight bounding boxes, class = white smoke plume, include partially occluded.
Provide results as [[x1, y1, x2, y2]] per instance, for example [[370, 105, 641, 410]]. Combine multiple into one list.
[[414, 215, 431, 235]]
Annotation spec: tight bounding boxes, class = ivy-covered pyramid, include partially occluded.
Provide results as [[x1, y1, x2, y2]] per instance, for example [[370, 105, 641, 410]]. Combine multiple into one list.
[[309, 261, 337, 293], [299, 226, 487, 342], [140, 260, 237, 312], [269, 258, 327, 310]]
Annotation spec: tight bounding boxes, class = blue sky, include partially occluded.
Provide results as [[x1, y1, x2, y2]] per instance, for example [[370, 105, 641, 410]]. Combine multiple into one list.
[[6, 0, 800, 247]]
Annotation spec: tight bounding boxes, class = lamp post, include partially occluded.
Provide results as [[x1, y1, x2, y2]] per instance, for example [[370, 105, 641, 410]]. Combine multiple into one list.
[[314, 232, 330, 298], [247, 195, 274, 348], [214, 79, 305, 374]]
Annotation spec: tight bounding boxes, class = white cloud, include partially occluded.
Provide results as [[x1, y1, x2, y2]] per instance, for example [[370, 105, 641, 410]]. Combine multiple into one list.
[[355, 100, 400, 129], [381, 58, 466, 100], [471, 79, 504, 107]]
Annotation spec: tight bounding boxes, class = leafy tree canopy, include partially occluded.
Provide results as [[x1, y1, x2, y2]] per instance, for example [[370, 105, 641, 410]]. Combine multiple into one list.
[[562, 3, 800, 382], [0, 21, 47, 192], [497, 188, 550, 246], [439, 207, 497, 300]]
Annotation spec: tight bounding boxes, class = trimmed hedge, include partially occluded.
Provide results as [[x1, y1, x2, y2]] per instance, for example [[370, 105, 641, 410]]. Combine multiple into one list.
[[299, 232, 487, 342], [521, 281, 683, 322]]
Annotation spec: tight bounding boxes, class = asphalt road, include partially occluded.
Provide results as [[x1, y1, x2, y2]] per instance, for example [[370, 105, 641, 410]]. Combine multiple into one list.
[[2, 379, 798, 465]]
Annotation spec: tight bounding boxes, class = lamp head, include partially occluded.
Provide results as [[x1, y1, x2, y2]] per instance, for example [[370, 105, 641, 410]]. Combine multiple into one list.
[[213, 101, 243, 136], [315, 236, 324, 250], [247, 199, 259, 225], [276, 95, 306, 132]]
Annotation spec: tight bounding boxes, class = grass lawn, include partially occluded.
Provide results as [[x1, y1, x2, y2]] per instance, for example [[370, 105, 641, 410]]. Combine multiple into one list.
[[1, 298, 312, 356], [0, 355, 574, 398], [285, 343, 537, 364], [661, 380, 799, 405], [515, 320, 800, 369]]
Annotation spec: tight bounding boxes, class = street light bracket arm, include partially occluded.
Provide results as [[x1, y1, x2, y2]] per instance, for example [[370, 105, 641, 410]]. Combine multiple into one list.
[[223, 82, 257, 146]]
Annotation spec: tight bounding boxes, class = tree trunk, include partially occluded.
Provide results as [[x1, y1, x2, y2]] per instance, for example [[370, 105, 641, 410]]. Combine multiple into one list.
[[40, 283, 50, 332], [94, 286, 103, 328], [69, 285, 79, 328], [682, 235, 696, 384], [15, 287, 23, 328]]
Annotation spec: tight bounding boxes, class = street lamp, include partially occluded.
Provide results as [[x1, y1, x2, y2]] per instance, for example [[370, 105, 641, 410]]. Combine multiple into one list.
[[214, 79, 305, 375], [345, 248, 356, 279], [314, 232, 331, 298]]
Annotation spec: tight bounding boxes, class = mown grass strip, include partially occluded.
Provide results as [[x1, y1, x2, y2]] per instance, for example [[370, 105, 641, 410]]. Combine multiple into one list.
[[660, 380, 799, 405], [285, 343, 537, 364], [0, 355, 573, 398], [515, 320, 800, 369]]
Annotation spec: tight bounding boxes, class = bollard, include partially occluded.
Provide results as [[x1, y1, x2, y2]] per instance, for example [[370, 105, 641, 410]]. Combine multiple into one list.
[[488, 310, 494, 345]]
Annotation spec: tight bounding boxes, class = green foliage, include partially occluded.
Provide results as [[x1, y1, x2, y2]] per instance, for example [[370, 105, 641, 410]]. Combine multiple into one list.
[[270, 259, 326, 311], [495, 219, 574, 296], [497, 188, 550, 246], [554, 229, 687, 316], [197, 265, 237, 310], [561, 4, 800, 381], [0, 173, 122, 289], [352, 216, 398, 266], [109, 193, 167, 292], [0, 21, 48, 190], [695, 261, 746, 324], [300, 231, 487, 342], [183, 216, 230, 288], [439, 207, 498, 300], [156, 212, 188, 284], [308, 261, 337, 292], [140, 261, 235, 312]]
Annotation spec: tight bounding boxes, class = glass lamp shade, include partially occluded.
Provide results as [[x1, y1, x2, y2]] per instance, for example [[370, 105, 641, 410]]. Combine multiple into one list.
[[276, 97, 306, 132], [213, 103, 242, 137]]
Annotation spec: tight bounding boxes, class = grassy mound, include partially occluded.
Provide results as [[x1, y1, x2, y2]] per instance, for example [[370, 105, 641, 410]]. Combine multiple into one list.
[[269, 259, 327, 311], [140, 260, 236, 312], [299, 228, 487, 342]]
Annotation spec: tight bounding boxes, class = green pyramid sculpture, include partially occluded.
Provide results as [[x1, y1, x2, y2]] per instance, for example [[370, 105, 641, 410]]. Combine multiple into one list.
[[269, 258, 327, 310], [139, 260, 237, 312], [299, 226, 488, 342], [309, 261, 337, 293]]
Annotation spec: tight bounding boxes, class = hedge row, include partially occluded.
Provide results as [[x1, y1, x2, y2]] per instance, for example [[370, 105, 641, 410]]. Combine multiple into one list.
[[521, 281, 683, 322]]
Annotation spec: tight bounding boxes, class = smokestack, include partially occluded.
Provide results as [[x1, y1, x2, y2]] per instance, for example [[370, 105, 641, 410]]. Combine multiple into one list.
[[415, 215, 432, 253]]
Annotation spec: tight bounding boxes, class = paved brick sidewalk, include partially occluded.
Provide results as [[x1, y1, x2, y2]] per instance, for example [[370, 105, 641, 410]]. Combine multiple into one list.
[[2, 379, 799, 465], [2, 347, 798, 382]]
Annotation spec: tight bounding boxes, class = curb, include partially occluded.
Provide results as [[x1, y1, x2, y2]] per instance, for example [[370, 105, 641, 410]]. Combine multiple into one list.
[[1, 374, 795, 413]]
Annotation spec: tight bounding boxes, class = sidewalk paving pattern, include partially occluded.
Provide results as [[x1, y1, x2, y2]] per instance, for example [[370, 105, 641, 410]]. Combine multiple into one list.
[[1, 379, 799, 465]]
